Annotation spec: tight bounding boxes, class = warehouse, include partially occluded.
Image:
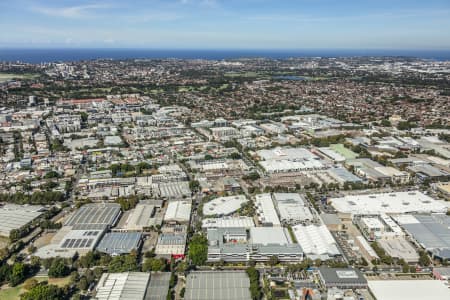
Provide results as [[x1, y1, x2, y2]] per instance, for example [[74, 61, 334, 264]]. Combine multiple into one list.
[[155, 233, 186, 257], [255, 193, 281, 226], [378, 238, 419, 263], [96, 232, 142, 255], [185, 271, 251, 300], [0, 204, 44, 237], [164, 201, 191, 224], [96, 272, 150, 300], [207, 227, 303, 262], [202, 216, 255, 229], [317, 267, 367, 290], [145, 272, 171, 300], [35, 203, 122, 258], [64, 203, 121, 227], [157, 181, 191, 199], [330, 191, 447, 216], [203, 195, 248, 216], [115, 200, 163, 232], [272, 193, 313, 225], [368, 280, 450, 300], [292, 224, 341, 260], [394, 214, 450, 260], [257, 147, 326, 174]]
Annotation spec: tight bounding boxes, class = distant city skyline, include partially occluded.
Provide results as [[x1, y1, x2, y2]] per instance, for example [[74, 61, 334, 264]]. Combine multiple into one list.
[[1, 0, 450, 49]]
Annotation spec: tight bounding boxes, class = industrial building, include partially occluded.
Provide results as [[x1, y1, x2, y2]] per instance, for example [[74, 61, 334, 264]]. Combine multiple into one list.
[[155, 233, 187, 257], [368, 280, 450, 300], [0, 204, 44, 237], [272, 193, 313, 225], [35, 203, 121, 258], [317, 267, 367, 290], [255, 193, 281, 226], [257, 147, 326, 174], [96, 232, 142, 256], [164, 200, 191, 224], [207, 226, 303, 262], [95, 272, 170, 300], [202, 216, 255, 229], [64, 203, 122, 227], [292, 224, 341, 260], [394, 214, 450, 260], [330, 191, 447, 216], [185, 271, 251, 300], [114, 200, 163, 232], [202, 195, 248, 216]]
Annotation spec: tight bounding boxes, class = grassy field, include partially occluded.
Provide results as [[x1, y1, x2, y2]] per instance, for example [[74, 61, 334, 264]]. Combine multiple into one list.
[[330, 143, 358, 160], [0, 276, 70, 300], [0, 73, 39, 82]]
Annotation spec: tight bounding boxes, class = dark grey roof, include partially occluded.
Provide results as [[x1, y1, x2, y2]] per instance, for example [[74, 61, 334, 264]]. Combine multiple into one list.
[[185, 271, 251, 300], [96, 232, 141, 255], [318, 267, 367, 285], [145, 272, 170, 300], [402, 215, 450, 255]]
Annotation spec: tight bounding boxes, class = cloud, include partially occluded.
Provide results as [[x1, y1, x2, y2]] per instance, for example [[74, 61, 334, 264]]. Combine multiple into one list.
[[32, 3, 111, 18]]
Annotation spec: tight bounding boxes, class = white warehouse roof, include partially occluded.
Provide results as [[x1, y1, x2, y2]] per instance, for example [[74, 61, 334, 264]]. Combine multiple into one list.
[[164, 201, 191, 223], [202, 216, 255, 229], [255, 193, 281, 226], [96, 272, 150, 300], [292, 224, 340, 259], [330, 191, 447, 216], [203, 195, 248, 216]]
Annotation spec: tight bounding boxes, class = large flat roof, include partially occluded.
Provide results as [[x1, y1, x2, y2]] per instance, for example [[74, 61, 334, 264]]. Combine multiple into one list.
[[330, 191, 447, 215], [368, 280, 450, 300], [394, 214, 450, 258], [203, 195, 248, 216], [96, 272, 150, 300], [255, 193, 281, 226], [145, 272, 170, 300], [185, 271, 251, 300], [273, 193, 313, 223], [293, 225, 340, 259], [65, 203, 121, 226], [164, 201, 191, 222], [0, 204, 44, 236], [96, 232, 142, 255]]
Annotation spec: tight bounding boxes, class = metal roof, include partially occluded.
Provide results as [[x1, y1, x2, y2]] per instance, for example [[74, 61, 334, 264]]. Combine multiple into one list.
[[185, 271, 251, 300], [96, 232, 142, 255]]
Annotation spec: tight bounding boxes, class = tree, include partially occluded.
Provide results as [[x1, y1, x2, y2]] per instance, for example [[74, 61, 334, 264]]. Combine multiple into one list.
[[143, 258, 167, 272], [48, 258, 70, 278], [23, 278, 39, 290], [77, 277, 89, 291], [189, 180, 200, 192], [418, 250, 431, 266], [268, 255, 279, 267], [21, 283, 65, 300], [9, 262, 27, 286], [246, 267, 261, 300], [188, 234, 208, 266]]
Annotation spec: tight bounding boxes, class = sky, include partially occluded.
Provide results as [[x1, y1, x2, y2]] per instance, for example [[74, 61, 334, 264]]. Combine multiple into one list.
[[1, 0, 450, 49]]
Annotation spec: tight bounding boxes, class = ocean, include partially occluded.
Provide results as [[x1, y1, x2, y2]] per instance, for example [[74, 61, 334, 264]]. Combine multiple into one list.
[[0, 48, 449, 63]]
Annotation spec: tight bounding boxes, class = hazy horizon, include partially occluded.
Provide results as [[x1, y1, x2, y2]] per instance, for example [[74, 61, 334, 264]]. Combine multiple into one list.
[[1, 1, 450, 49]]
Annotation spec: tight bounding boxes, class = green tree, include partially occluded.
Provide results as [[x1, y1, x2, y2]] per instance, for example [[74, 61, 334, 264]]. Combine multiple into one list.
[[21, 283, 65, 300], [142, 258, 167, 272], [48, 258, 70, 278], [188, 234, 208, 266], [10, 262, 27, 286]]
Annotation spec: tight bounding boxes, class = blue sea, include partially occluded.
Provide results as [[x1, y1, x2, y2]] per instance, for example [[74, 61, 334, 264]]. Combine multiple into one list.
[[0, 48, 449, 63]]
